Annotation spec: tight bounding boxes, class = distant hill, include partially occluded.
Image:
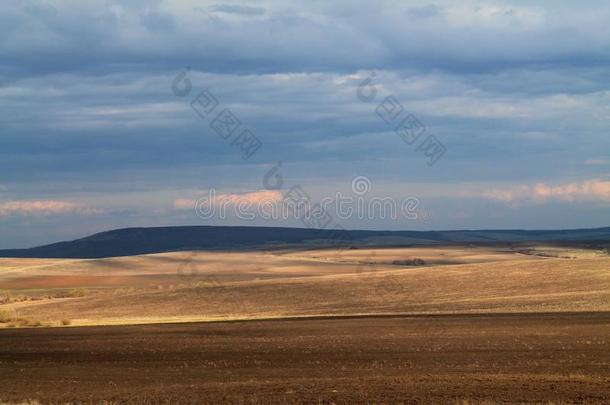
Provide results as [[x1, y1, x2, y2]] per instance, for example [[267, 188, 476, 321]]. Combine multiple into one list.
[[1, 225, 609, 259]]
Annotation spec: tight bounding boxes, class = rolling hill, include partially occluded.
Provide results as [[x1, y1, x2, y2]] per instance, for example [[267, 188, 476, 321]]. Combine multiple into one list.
[[1, 225, 610, 258]]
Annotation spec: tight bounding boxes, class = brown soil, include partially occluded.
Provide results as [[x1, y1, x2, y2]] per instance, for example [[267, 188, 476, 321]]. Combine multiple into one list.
[[1, 312, 609, 404]]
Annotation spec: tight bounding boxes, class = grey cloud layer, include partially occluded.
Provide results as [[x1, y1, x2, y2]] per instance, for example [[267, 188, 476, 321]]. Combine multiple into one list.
[[2, 0, 610, 77], [1, 0, 610, 247]]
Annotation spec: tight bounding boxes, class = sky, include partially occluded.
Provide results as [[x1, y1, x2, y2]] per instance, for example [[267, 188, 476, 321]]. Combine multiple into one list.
[[1, 0, 610, 248]]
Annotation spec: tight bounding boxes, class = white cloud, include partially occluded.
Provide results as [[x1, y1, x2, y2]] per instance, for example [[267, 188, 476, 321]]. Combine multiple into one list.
[[585, 159, 610, 166], [0, 200, 103, 217], [484, 179, 610, 204]]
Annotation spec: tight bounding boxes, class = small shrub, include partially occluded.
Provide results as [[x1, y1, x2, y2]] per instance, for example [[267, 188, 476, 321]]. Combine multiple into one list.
[[52, 291, 70, 298], [0, 290, 11, 304], [18, 319, 42, 327], [114, 287, 135, 295], [392, 258, 426, 266], [69, 288, 88, 298], [7, 317, 34, 327], [2, 289, 12, 299], [0, 309, 13, 323]]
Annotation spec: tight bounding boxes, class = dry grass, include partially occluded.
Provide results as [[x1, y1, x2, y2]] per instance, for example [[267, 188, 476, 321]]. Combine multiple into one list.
[[1, 244, 608, 327], [0, 310, 45, 328], [0, 245, 548, 290], [0, 309, 11, 323]]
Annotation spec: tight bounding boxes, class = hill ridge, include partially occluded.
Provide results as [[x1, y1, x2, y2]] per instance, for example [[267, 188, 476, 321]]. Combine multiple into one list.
[[1, 225, 609, 259]]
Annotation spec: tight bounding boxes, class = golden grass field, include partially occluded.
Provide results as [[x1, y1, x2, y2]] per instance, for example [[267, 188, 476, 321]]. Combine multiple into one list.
[[1, 244, 608, 327]]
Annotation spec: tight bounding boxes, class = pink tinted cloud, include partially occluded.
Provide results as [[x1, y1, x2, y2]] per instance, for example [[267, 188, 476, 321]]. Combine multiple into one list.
[[0, 200, 102, 217], [484, 179, 610, 204], [174, 190, 283, 210], [173, 198, 196, 210]]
